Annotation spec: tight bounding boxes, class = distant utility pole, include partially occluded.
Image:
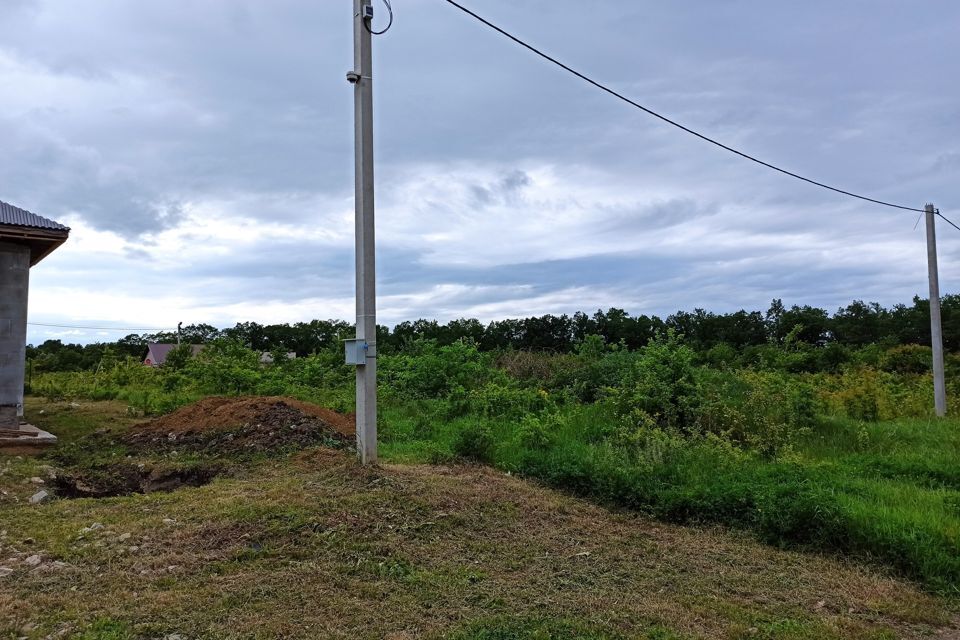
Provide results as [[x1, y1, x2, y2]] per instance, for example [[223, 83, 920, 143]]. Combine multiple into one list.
[[347, 0, 378, 463], [925, 203, 947, 417]]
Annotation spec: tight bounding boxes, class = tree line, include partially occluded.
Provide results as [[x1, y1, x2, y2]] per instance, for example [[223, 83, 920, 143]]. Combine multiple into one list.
[[26, 294, 960, 372]]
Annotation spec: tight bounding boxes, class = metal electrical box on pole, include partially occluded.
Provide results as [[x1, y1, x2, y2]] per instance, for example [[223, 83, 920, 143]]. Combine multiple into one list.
[[925, 203, 947, 417], [348, 0, 377, 463]]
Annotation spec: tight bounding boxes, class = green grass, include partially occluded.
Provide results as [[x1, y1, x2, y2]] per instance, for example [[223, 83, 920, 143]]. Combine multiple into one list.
[[4, 398, 957, 639], [379, 402, 960, 594], [71, 618, 135, 640], [804, 417, 960, 488], [22, 340, 960, 596], [446, 616, 681, 639]]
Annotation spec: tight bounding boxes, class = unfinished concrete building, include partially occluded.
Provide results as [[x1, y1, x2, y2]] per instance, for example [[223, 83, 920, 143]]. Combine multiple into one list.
[[0, 200, 69, 437]]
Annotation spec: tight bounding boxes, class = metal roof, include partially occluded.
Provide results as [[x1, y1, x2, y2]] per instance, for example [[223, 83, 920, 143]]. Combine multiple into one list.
[[144, 344, 205, 366], [0, 200, 70, 233]]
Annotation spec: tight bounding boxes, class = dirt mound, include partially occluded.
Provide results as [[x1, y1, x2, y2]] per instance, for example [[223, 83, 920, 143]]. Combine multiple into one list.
[[143, 396, 355, 437], [127, 396, 354, 454]]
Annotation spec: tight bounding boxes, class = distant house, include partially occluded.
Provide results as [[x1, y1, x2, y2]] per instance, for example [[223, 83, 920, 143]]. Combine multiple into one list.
[[143, 343, 204, 367], [260, 351, 297, 364]]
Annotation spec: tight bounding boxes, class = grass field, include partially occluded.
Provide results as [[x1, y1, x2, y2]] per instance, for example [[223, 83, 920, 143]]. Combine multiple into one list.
[[1, 399, 958, 639], [378, 399, 960, 595]]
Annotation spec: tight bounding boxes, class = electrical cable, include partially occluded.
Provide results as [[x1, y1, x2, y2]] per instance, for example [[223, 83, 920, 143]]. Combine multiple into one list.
[[28, 322, 173, 332], [936, 210, 960, 233], [441, 0, 932, 215], [365, 0, 393, 35]]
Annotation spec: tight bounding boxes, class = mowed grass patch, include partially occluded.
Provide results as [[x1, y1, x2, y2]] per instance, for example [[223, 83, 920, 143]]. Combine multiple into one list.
[[522, 439, 960, 592], [25, 397, 138, 445], [1, 401, 956, 639], [379, 401, 960, 593]]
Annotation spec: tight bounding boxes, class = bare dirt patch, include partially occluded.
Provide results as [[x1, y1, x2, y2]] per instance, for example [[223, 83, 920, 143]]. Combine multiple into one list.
[[53, 463, 222, 498], [126, 396, 354, 454]]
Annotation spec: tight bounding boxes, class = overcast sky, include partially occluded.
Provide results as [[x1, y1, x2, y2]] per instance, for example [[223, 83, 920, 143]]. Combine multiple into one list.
[[2, 1, 958, 345]]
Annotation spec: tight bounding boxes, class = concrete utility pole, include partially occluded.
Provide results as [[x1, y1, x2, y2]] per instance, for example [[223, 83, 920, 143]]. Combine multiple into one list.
[[349, 0, 378, 463], [925, 203, 947, 417]]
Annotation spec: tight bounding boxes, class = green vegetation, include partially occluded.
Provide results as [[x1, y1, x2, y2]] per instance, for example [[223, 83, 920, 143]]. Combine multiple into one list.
[[26, 320, 960, 596], [24, 295, 960, 373], [446, 617, 668, 639], [1, 400, 955, 638]]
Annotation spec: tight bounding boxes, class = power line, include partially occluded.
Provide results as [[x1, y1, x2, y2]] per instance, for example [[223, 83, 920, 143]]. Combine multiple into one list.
[[936, 210, 960, 234], [365, 0, 393, 35], [441, 0, 930, 215], [28, 322, 173, 332]]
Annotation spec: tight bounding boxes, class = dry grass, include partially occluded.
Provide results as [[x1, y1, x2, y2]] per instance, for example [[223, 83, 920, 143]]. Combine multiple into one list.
[[0, 399, 957, 639]]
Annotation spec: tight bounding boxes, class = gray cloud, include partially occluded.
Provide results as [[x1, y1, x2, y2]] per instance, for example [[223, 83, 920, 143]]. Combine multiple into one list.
[[4, 1, 959, 344]]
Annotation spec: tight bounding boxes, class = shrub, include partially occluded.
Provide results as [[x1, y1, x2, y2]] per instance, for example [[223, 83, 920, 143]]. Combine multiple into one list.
[[568, 347, 637, 403], [426, 445, 456, 466], [163, 343, 197, 370], [517, 413, 557, 451], [882, 344, 932, 374], [496, 350, 578, 389], [700, 342, 737, 368], [816, 342, 851, 372], [381, 340, 497, 399], [462, 383, 550, 420], [695, 370, 815, 455], [841, 385, 880, 421], [812, 367, 931, 421], [610, 331, 699, 433], [452, 423, 495, 462]]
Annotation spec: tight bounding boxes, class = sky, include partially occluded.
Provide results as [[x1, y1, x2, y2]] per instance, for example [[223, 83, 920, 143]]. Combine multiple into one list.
[[1, 0, 958, 345]]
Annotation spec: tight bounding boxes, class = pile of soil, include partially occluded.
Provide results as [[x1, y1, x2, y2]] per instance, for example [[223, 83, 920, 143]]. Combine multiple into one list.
[[127, 396, 354, 454]]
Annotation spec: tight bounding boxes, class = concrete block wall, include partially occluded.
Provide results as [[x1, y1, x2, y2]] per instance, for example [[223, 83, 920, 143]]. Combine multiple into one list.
[[0, 242, 29, 429]]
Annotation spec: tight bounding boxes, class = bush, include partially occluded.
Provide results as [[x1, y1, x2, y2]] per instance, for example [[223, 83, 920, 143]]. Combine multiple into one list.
[[610, 331, 699, 434], [812, 367, 933, 421], [380, 340, 497, 399], [700, 342, 737, 368], [452, 423, 495, 462], [182, 341, 262, 395], [459, 383, 551, 420], [163, 343, 196, 370], [816, 342, 851, 372], [696, 370, 815, 456], [609, 337, 815, 456], [841, 385, 880, 422], [496, 350, 578, 390], [882, 344, 932, 374], [517, 413, 557, 451], [568, 347, 637, 403]]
